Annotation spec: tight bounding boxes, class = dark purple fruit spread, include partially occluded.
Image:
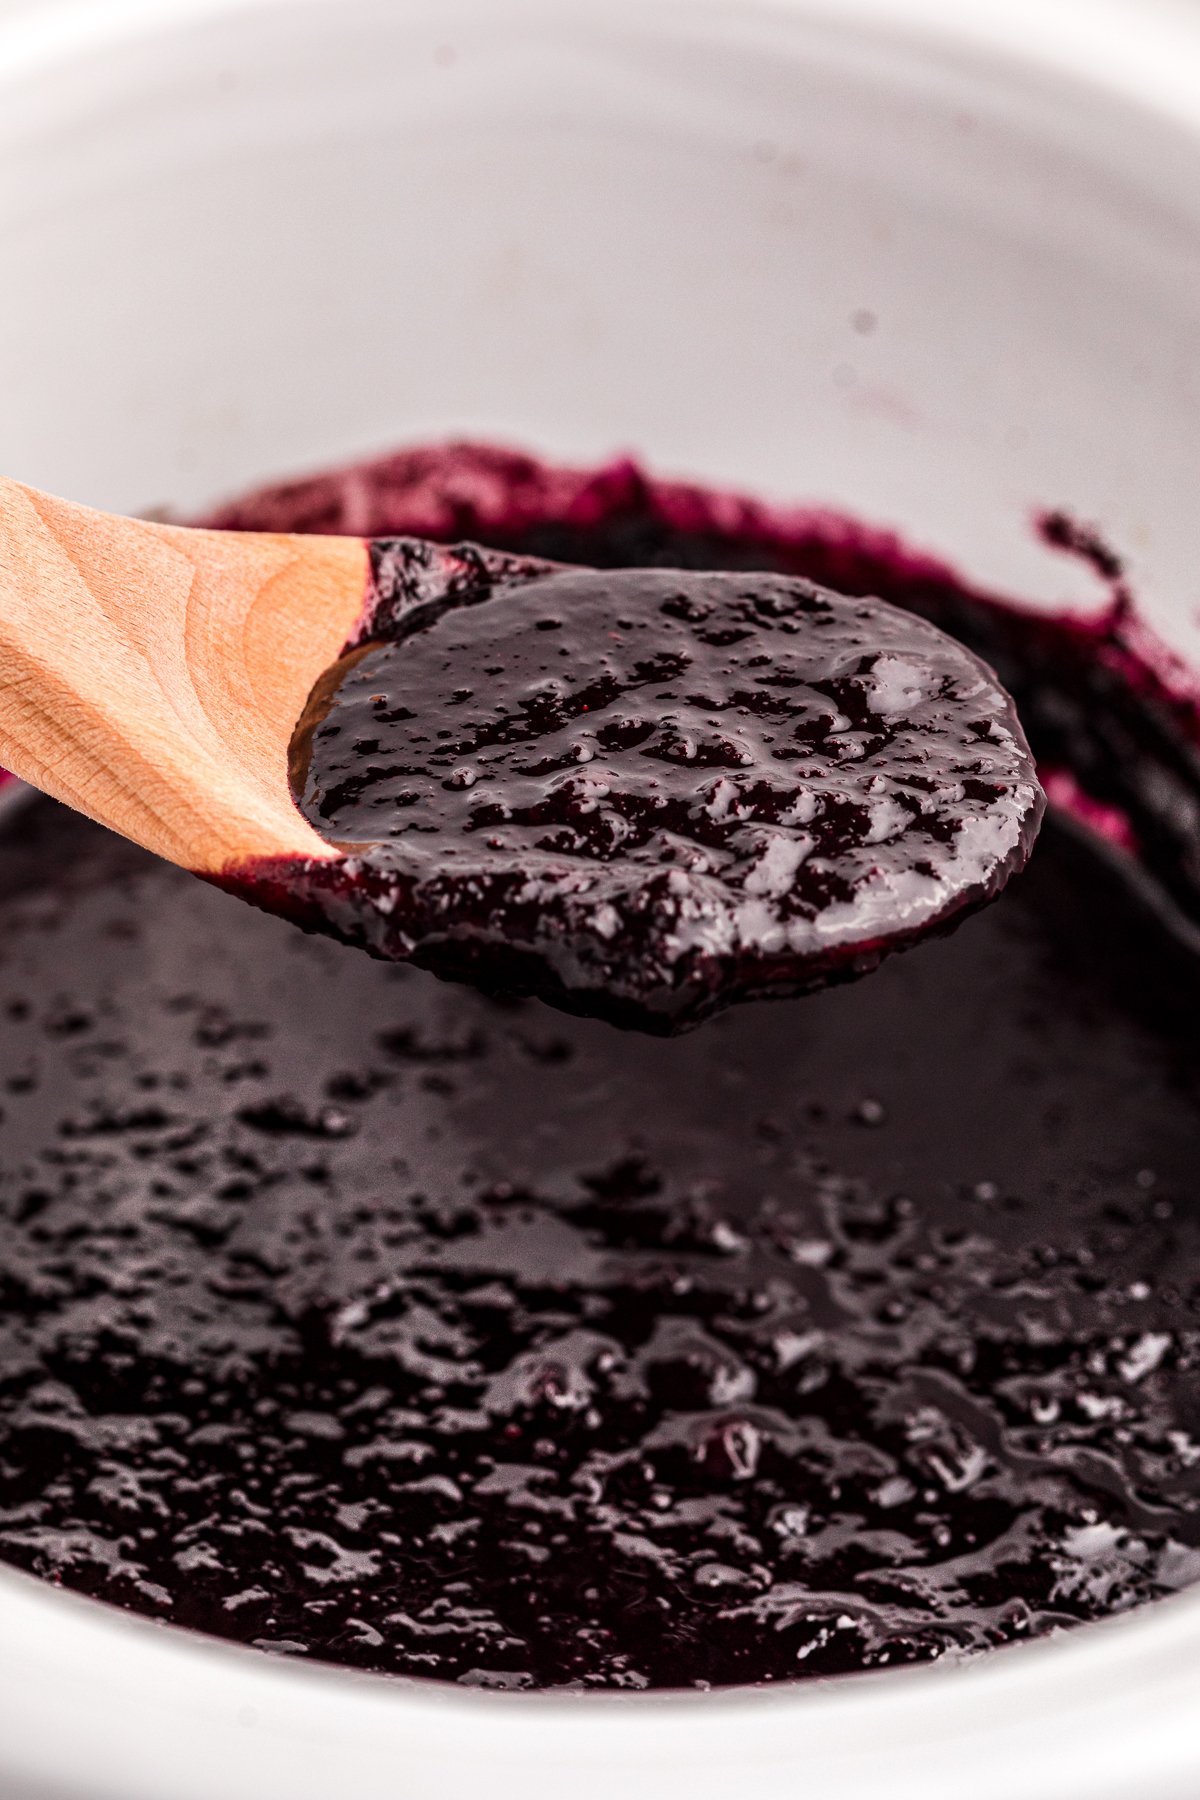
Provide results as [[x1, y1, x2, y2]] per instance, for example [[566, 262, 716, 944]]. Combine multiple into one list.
[[285, 550, 1042, 1031], [2, 443, 1200, 1690]]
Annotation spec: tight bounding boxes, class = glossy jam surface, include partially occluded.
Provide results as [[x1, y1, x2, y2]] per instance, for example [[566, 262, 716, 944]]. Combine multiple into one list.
[[0, 443, 1199, 1690], [293, 554, 1041, 1030], [3, 799, 1200, 1688]]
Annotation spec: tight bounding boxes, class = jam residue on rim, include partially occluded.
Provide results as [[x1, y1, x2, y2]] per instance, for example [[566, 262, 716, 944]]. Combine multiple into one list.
[[0, 442, 1198, 1690], [284, 550, 1042, 1032]]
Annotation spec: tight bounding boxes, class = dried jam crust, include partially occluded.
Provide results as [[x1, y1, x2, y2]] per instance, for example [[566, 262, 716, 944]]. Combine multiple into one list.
[[0, 443, 1197, 1692], [285, 546, 1042, 1032]]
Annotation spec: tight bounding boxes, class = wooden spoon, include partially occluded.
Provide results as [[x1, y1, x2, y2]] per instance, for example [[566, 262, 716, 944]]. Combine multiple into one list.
[[0, 475, 381, 875], [0, 474, 1044, 1035]]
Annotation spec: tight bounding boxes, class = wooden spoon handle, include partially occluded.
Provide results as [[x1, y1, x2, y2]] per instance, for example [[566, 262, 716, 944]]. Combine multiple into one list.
[[0, 477, 369, 873]]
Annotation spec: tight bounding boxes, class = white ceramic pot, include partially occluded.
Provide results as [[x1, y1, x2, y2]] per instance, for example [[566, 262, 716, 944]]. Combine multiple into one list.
[[2, 1, 1200, 1795]]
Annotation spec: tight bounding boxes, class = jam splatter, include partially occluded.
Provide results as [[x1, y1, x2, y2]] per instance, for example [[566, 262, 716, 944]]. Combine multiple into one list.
[[1037, 509, 1127, 587], [284, 551, 1041, 1032]]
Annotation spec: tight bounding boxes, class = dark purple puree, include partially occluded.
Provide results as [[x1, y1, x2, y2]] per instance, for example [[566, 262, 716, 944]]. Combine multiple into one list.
[[2, 444, 1200, 1691], [283, 552, 1042, 1031]]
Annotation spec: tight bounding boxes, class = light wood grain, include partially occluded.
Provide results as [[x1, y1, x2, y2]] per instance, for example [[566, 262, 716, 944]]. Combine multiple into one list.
[[0, 477, 369, 874]]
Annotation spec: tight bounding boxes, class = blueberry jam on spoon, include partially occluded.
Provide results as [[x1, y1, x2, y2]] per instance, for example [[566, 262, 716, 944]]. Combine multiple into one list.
[[0, 470, 1037, 1034], [288, 544, 1043, 1031]]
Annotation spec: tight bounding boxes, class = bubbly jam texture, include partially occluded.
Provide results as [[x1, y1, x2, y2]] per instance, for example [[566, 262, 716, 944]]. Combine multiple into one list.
[[1, 443, 1200, 1690], [290, 553, 1042, 1031]]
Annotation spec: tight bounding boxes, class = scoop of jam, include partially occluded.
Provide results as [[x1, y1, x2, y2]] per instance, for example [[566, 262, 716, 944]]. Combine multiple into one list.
[[289, 545, 1044, 1031]]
